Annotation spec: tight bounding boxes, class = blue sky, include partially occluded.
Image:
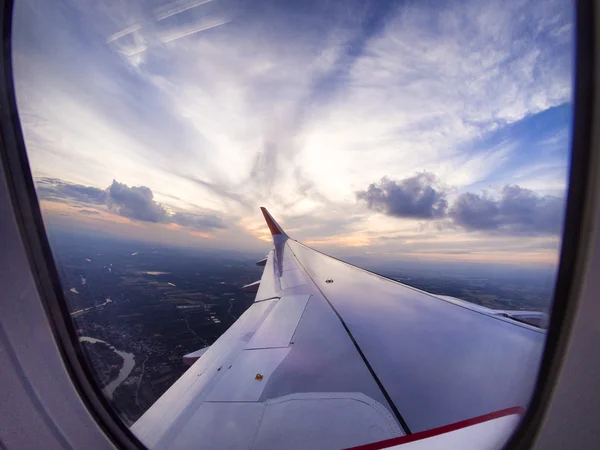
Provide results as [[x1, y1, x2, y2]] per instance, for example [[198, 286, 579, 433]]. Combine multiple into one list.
[[12, 0, 574, 266]]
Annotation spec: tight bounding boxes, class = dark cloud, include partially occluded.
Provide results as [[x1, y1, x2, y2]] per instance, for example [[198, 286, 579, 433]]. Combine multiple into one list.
[[78, 209, 101, 215], [447, 192, 499, 230], [107, 181, 227, 229], [358, 174, 565, 235], [36, 177, 107, 205], [36, 177, 226, 230], [107, 180, 168, 223], [171, 212, 226, 230], [356, 173, 448, 219], [449, 185, 565, 234]]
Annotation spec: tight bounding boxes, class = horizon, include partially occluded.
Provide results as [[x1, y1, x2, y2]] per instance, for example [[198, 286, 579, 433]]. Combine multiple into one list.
[[47, 225, 559, 283]]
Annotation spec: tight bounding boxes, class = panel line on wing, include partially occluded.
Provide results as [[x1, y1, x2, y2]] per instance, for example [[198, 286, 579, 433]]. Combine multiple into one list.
[[254, 296, 280, 303]]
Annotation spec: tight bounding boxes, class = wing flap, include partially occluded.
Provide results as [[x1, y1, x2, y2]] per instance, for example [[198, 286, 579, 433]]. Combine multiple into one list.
[[246, 295, 310, 349]]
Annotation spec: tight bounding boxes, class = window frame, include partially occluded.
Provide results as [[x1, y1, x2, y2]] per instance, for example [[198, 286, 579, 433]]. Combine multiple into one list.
[[0, 0, 595, 448], [0, 0, 145, 447]]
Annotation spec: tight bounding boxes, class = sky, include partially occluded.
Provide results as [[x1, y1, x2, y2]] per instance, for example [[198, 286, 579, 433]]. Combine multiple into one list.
[[12, 0, 574, 267]]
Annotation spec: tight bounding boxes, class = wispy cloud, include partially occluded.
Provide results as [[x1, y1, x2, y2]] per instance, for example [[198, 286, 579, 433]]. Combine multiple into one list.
[[12, 0, 574, 265], [155, 0, 215, 21]]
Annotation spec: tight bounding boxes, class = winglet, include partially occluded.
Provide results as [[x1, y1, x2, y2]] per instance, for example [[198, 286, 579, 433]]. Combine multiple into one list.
[[261, 207, 287, 238]]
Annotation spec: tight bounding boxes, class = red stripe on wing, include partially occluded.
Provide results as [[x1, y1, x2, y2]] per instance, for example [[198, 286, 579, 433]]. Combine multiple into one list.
[[346, 406, 523, 450]]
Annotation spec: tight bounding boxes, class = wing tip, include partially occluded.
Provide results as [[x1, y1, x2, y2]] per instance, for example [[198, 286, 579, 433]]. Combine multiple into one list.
[[261, 207, 286, 237]]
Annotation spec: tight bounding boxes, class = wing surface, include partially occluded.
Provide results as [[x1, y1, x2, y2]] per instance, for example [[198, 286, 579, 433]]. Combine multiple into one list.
[[131, 208, 544, 449], [286, 238, 544, 432]]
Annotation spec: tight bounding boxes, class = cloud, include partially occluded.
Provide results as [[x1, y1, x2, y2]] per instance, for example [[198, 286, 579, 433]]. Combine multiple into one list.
[[36, 177, 107, 205], [358, 174, 565, 235], [36, 177, 226, 230], [447, 192, 499, 230], [356, 173, 448, 219], [107, 180, 167, 223], [107, 180, 226, 229], [449, 185, 564, 234]]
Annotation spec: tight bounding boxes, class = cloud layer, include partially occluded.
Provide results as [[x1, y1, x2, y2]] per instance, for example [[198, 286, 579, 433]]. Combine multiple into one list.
[[13, 0, 573, 210], [37, 177, 107, 205], [37, 178, 225, 230], [12, 0, 574, 264], [357, 174, 565, 235]]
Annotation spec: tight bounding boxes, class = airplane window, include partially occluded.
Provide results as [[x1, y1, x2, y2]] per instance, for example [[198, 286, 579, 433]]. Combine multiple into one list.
[[11, 0, 574, 448]]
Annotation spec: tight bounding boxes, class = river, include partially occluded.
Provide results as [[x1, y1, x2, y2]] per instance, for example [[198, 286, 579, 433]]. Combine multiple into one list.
[[79, 336, 136, 399], [70, 298, 112, 317]]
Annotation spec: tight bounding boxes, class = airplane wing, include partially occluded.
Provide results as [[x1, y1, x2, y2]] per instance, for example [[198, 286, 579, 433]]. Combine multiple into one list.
[[131, 208, 545, 450]]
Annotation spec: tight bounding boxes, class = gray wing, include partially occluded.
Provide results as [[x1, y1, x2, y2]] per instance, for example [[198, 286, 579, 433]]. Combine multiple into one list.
[[131, 208, 544, 449]]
